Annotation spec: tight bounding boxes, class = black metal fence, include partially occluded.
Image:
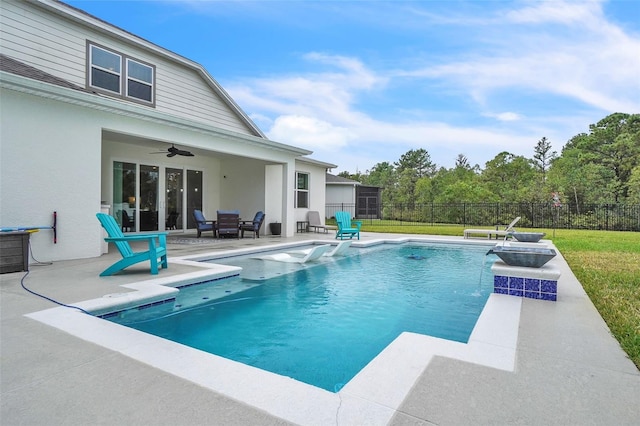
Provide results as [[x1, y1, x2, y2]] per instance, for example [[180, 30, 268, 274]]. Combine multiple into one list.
[[326, 203, 640, 232]]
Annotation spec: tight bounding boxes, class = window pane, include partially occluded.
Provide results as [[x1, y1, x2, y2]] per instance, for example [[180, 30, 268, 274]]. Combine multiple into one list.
[[297, 191, 309, 208], [127, 79, 152, 102], [92, 68, 120, 93], [186, 170, 203, 229], [166, 168, 183, 230], [113, 161, 136, 232], [297, 173, 309, 190], [140, 165, 159, 231], [91, 46, 120, 72], [127, 60, 152, 83]]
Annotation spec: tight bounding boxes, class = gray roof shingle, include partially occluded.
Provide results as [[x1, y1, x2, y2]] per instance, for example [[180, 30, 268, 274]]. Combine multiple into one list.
[[0, 54, 87, 92], [326, 173, 360, 185]]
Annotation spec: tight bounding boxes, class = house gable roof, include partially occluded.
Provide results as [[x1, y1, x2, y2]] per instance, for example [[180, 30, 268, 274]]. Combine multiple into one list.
[[1, 60, 313, 158], [297, 157, 338, 170], [1, 1, 329, 160], [34, 0, 265, 138], [326, 173, 361, 185]]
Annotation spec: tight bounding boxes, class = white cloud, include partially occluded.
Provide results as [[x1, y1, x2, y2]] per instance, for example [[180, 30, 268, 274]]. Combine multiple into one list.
[[302, 52, 383, 90], [408, 0, 640, 113], [267, 115, 355, 149], [484, 112, 523, 122], [224, 0, 640, 171], [503, 0, 603, 26], [228, 53, 383, 129]]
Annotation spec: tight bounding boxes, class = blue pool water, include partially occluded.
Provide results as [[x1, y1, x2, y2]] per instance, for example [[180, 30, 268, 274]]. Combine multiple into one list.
[[106, 243, 492, 392]]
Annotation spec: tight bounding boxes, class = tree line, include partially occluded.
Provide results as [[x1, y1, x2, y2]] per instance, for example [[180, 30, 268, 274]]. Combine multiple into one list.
[[338, 112, 640, 207]]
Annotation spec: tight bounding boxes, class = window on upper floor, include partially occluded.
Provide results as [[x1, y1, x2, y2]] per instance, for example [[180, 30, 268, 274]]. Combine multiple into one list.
[[88, 42, 155, 106], [295, 172, 309, 208]]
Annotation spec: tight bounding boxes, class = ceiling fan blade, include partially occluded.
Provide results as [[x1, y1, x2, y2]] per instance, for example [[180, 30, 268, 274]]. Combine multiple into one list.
[[150, 144, 194, 157]]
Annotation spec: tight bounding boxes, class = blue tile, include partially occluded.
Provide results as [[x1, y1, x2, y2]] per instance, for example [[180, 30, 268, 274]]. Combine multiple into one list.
[[494, 275, 509, 289], [176, 274, 240, 288], [540, 292, 557, 301], [525, 278, 540, 291], [510, 277, 524, 290], [494, 287, 509, 295], [525, 291, 540, 299], [508, 289, 524, 297], [541, 280, 557, 293]]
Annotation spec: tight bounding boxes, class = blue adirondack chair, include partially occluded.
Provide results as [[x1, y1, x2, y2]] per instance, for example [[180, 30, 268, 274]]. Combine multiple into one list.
[[96, 213, 168, 276], [335, 211, 362, 240]]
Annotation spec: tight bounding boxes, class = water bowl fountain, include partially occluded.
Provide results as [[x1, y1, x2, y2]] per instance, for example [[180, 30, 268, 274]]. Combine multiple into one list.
[[510, 232, 546, 243], [488, 246, 557, 268]]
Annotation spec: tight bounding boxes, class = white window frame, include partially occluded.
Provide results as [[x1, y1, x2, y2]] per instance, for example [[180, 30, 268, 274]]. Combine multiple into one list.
[[295, 172, 309, 208], [125, 58, 154, 103], [87, 42, 155, 106], [89, 44, 121, 95]]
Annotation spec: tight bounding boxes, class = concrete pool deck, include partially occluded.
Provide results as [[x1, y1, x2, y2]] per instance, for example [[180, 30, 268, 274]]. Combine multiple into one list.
[[1, 231, 639, 425]]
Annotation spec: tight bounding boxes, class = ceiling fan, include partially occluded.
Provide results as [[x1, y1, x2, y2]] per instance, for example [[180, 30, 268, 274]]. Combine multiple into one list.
[[151, 144, 194, 157]]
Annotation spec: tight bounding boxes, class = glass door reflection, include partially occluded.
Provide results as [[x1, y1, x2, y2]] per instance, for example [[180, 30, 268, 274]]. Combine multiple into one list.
[[113, 161, 136, 232], [140, 164, 159, 231], [165, 168, 183, 230], [187, 170, 202, 229]]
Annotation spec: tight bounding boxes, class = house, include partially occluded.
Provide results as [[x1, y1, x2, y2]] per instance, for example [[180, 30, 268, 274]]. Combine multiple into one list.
[[325, 173, 360, 218], [325, 173, 381, 219], [0, 0, 336, 262]]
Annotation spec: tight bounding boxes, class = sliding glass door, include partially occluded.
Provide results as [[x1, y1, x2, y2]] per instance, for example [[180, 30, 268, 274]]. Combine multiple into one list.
[[186, 170, 202, 229], [165, 168, 183, 230], [113, 162, 201, 232], [139, 165, 159, 231], [113, 161, 136, 232]]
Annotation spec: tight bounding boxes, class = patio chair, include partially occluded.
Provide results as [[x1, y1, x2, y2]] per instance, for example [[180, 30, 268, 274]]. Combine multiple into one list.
[[463, 216, 521, 239], [165, 211, 179, 230], [192, 209, 216, 238], [255, 244, 331, 263], [335, 211, 362, 240], [240, 211, 265, 238], [216, 210, 240, 238], [96, 213, 168, 276], [117, 209, 134, 232], [307, 211, 336, 233]]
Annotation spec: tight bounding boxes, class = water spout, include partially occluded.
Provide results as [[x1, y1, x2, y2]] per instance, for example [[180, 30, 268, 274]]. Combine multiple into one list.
[[474, 254, 490, 297], [488, 246, 557, 268]]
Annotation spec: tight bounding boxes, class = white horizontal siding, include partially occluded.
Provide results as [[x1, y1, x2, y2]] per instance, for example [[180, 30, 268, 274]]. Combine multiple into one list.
[[1, 1, 86, 83], [155, 64, 251, 131], [327, 185, 356, 205], [1, 0, 258, 136]]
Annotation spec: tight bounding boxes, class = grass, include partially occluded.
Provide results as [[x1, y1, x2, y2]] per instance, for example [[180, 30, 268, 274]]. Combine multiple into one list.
[[359, 223, 640, 369]]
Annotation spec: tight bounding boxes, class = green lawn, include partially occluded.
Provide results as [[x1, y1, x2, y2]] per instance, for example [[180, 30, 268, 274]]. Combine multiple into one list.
[[359, 224, 640, 369]]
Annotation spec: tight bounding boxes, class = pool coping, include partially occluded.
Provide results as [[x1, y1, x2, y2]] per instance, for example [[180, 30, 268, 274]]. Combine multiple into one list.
[[26, 237, 527, 425]]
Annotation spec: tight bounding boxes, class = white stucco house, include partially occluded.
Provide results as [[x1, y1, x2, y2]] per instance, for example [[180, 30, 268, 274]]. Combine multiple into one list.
[[0, 0, 336, 262]]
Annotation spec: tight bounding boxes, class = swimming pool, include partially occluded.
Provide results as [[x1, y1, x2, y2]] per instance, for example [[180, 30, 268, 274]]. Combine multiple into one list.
[[28, 236, 523, 425], [105, 243, 493, 391]]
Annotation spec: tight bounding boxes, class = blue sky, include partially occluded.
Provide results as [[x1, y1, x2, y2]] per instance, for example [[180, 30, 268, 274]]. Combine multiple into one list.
[[67, 0, 640, 173]]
